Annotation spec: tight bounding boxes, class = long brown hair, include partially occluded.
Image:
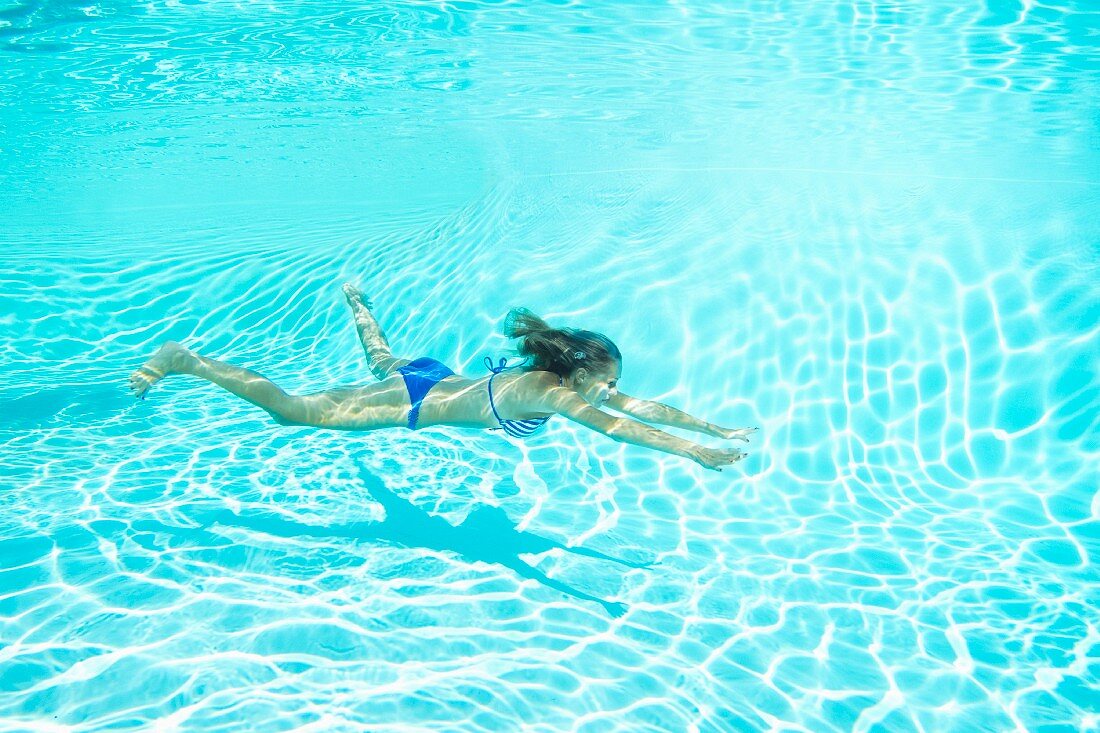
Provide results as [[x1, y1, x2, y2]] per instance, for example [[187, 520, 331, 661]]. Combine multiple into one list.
[[501, 308, 621, 378]]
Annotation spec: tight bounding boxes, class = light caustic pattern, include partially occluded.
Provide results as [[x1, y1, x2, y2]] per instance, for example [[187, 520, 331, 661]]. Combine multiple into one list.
[[1, 0, 1098, 729], [1, 173, 1096, 731]]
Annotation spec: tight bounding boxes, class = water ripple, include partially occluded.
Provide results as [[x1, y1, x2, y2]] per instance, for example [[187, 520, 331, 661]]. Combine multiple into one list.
[[2, 169, 1097, 729], [2, 0, 1098, 729]]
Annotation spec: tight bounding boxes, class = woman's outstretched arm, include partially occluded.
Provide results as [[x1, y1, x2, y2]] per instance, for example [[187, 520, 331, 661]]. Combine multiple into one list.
[[537, 388, 746, 472], [605, 392, 756, 441]]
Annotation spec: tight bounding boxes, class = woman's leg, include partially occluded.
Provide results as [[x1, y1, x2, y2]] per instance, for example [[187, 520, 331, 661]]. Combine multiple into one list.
[[129, 342, 310, 425], [129, 341, 411, 430], [342, 283, 411, 380]]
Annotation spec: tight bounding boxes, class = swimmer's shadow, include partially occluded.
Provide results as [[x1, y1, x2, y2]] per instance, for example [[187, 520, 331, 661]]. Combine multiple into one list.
[[174, 474, 648, 617]]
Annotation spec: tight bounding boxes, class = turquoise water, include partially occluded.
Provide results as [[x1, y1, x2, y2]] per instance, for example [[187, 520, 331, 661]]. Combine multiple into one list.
[[2, 0, 1098, 730]]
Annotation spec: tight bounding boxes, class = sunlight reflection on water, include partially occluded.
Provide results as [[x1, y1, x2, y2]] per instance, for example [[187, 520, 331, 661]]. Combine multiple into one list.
[[2, 0, 1097, 730]]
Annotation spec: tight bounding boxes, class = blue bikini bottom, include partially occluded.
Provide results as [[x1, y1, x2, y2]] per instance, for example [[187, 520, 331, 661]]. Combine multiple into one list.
[[395, 356, 455, 430]]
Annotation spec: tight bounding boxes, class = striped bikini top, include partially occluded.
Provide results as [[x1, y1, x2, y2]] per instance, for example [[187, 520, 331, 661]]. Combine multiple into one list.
[[484, 356, 562, 438]]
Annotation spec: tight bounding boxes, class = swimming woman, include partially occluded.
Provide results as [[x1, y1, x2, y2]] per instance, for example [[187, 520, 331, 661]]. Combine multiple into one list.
[[129, 284, 755, 471]]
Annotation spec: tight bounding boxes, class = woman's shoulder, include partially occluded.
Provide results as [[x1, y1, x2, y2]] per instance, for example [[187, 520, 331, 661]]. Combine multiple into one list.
[[500, 369, 565, 401], [523, 369, 565, 387], [512, 370, 568, 417]]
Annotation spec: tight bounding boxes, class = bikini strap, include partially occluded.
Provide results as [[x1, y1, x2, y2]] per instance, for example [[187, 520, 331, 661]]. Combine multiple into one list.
[[484, 356, 514, 426]]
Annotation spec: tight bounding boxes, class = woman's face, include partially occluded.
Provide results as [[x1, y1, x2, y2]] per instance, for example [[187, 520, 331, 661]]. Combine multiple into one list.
[[574, 362, 621, 406]]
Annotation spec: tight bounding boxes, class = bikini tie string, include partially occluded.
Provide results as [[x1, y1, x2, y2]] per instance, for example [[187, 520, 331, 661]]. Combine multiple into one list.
[[484, 356, 510, 374], [484, 356, 528, 374]]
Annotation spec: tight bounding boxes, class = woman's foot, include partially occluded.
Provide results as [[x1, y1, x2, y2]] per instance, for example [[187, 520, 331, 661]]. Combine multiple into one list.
[[342, 282, 373, 311], [129, 341, 190, 399]]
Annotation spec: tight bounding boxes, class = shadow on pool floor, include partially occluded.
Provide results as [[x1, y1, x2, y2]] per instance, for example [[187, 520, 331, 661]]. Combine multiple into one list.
[[136, 469, 648, 618]]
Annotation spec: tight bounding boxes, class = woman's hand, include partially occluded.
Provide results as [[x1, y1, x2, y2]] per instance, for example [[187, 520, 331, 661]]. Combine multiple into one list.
[[692, 446, 747, 472], [707, 426, 759, 442]]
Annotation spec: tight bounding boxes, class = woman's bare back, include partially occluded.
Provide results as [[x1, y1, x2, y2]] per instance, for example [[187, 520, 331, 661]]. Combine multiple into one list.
[[398, 369, 559, 431]]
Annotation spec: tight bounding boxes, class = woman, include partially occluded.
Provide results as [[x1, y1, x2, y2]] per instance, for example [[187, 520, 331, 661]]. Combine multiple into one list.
[[129, 284, 756, 471]]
